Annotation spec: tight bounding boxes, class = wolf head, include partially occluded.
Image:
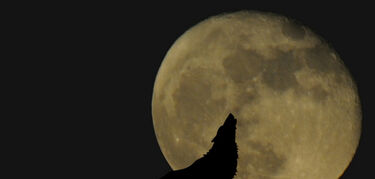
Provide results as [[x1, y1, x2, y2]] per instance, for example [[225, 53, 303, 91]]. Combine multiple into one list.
[[211, 113, 237, 143]]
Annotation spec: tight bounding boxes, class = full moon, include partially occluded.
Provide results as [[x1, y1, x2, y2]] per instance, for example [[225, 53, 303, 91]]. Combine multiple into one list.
[[152, 11, 361, 179]]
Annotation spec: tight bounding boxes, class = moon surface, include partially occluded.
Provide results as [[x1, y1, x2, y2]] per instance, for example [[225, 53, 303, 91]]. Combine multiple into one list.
[[152, 11, 361, 179]]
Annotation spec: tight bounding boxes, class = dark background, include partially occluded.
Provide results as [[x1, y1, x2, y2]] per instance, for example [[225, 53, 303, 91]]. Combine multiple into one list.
[[28, 2, 373, 179]]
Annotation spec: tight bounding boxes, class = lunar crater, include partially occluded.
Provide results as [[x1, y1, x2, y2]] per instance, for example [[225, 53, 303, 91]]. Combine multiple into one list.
[[172, 68, 227, 121], [243, 140, 287, 176], [262, 50, 303, 92], [304, 44, 343, 74], [222, 48, 264, 84], [281, 19, 306, 40]]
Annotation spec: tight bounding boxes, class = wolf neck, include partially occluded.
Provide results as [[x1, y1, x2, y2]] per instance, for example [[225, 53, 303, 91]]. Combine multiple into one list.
[[205, 132, 238, 158]]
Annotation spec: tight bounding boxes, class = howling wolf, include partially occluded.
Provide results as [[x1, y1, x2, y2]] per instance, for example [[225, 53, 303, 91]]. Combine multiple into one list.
[[160, 113, 238, 179]]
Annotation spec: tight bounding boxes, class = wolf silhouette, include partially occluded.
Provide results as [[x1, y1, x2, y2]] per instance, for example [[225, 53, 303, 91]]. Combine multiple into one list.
[[160, 113, 238, 179]]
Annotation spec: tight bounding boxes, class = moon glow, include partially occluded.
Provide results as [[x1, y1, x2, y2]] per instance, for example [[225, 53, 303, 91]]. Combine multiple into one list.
[[152, 11, 361, 179]]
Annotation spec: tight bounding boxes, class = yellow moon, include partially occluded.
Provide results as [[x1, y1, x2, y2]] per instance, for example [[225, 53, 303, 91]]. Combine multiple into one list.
[[152, 11, 361, 179]]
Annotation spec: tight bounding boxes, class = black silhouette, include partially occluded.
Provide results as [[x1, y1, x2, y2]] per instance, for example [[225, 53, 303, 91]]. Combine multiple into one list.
[[160, 113, 238, 179]]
